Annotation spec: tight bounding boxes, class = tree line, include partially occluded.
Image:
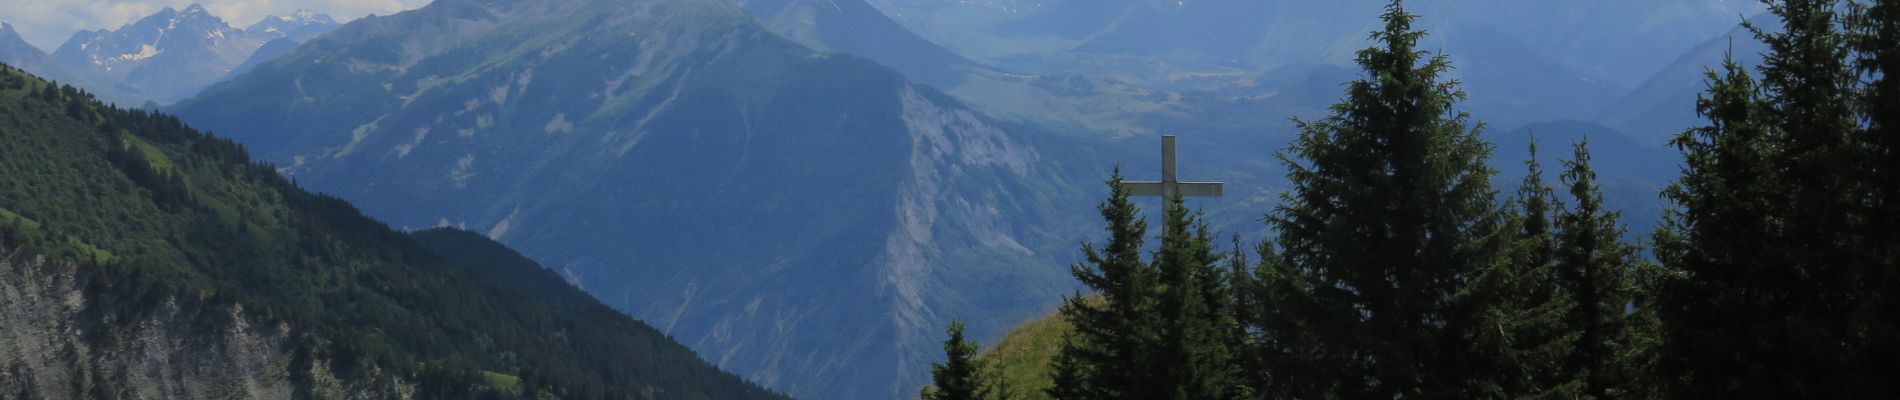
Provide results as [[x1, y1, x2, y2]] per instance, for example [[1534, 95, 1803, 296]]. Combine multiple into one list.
[[927, 0, 1897, 398]]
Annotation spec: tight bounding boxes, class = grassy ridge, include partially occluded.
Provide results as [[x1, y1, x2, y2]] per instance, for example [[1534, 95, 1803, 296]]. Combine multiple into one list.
[[980, 310, 1068, 400]]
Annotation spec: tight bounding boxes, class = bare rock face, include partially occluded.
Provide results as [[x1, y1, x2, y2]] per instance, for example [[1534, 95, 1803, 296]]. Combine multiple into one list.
[[0, 250, 408, 399]]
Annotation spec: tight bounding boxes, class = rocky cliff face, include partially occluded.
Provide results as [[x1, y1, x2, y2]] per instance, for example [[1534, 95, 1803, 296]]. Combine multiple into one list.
[[0, 249, 408, 399]]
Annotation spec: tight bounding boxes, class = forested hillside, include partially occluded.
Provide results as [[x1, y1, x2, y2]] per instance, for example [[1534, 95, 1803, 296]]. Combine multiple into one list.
[[0, 62, 784, 399]]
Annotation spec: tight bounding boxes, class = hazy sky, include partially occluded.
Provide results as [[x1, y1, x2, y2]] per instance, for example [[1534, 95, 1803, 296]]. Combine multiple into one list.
[[4, 0, 431, 50]]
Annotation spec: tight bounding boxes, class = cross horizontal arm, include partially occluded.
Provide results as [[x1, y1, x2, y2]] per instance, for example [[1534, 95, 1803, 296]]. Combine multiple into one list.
[[1124, 181, 1224, 197]]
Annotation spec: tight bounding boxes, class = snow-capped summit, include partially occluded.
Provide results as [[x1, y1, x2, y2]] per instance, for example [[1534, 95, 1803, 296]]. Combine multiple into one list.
[[41, 4, 340, 102], [53, 4, 238, 72], [247, 10, 341, 42]]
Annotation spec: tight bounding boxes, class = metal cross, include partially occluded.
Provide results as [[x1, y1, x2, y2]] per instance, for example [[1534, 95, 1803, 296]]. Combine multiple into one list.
[[1125, 135, 1223, 213]]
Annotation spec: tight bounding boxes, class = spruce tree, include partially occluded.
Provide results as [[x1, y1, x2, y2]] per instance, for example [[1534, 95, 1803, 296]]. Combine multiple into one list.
[[1045, 338, 1088, 400], [1049, 171, 1242, 400], [1654, 50, 1782, 400], [1225, 234, 1266, 395], [925, 319, 994, 400], [1654, 1, 1881, 396], [1505, 141, 1581, 397], [1850, 1, 1900, 388], [1251, 1, 1556, 397], [1552, 141, 1644, 399], [1517, 142, 1557, 280], [1152, 194, 1241, 399], [1049, 169, 1153, 400]]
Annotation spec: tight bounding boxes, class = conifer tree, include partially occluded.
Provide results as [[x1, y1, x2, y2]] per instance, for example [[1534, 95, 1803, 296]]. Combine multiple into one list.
[[1049, 171, 1242, 400], [1655, 50, 1783, 400], [1552, 141, 1644, 399], [1850, 1, 1899, 386], [1045, 338, 1088, 400], [1654, 1, 1881, 396], [1251, 1, 1558, 397], [1049, 169, 1153, 400], [1224, 234, 1266, 395], [925, 319, 994, 400], [1517, 142, 1557, 278], [1151, 194, 1241, 399], [1505, 141, 1581, 397]]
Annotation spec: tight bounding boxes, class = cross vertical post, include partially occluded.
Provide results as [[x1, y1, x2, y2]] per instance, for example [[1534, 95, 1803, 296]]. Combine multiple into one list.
[[1162, 134, 1177, 199]]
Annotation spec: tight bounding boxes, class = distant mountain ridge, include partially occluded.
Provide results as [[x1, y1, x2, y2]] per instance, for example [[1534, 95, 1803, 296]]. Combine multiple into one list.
[[0, 22, 142, 104], [1598, 13, 1776, 144], [246, 9, 341, 42], [0, 4, 344, 103]]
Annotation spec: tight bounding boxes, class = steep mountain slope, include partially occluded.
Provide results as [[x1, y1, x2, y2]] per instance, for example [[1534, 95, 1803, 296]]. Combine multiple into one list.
[[172, 0, 1102, 398], [51, 4, 340, 102], [732, 0, 1211, 139], [0, 63, 783, 399], [732, 0, 982, 87], [224, 38, 302, 80]]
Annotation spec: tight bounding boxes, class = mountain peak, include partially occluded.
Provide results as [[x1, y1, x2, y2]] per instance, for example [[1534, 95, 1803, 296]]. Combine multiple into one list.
[[260, 9, 337, 25], [48, 3, 259, 101], [148, 6, 180, 21], [293, 9, 332, 22], [173, 4, 226, 25], [246, 9, 340, 42], [128, 3, 227, 32]]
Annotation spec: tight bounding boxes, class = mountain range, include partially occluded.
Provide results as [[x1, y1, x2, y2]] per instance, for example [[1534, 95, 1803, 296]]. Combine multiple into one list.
[[0, 4, 341, 104], [0, 22, 142, 105]]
